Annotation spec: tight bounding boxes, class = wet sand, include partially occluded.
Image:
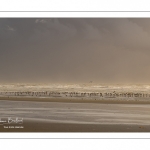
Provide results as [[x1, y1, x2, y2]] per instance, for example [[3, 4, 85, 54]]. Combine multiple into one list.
[[0, 97, 150, 132], [1, 96, 150, 104], [1, 120, 150, 132]]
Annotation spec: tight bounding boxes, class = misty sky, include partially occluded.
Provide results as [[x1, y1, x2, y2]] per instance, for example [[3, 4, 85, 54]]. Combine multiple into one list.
[[1, 18, 150, 84]]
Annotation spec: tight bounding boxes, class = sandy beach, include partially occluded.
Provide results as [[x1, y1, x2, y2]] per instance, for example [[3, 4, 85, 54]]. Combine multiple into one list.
[[0, 97, 150, 132]]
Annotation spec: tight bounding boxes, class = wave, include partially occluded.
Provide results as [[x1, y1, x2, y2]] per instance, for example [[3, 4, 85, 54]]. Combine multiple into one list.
[[1, 83, 150, 93]]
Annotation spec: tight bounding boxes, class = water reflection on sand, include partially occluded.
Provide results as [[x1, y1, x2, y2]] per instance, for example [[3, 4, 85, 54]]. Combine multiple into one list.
[[0, 100, 150, 125]]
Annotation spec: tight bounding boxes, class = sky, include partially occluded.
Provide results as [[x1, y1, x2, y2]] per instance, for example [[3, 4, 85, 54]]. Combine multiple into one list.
[[0, 18, 150, 84]]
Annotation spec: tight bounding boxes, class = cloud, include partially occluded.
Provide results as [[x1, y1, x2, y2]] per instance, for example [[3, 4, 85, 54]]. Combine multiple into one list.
[[35, 19, 47, 24], [0, 18, 150, 84], [30, 19, 77, 42], [6, 25, 15, 31]]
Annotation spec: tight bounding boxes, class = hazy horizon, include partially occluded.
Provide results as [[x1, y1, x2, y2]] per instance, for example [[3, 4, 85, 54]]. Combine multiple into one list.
[[1, 18, 150, 84]]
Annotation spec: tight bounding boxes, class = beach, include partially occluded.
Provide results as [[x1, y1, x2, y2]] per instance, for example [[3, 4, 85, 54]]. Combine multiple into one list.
[[0, 97, 150, 132]]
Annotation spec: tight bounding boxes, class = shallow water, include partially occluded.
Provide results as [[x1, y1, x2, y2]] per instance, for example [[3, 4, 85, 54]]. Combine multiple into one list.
[[0, 100, 150, 125]]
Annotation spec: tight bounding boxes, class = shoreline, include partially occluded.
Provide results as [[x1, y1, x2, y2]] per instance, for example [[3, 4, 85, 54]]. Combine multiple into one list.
[[0, 96, 150, 104]]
